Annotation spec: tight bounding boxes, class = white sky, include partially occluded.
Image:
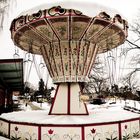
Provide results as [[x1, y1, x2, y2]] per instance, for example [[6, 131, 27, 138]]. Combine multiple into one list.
[[1, 0, 140, 88]]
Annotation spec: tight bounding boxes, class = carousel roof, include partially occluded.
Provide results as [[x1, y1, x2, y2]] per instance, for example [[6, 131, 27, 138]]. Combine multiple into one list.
[[10, 3, 128, 83], [10, 1, 128, 55], [10, 2, 128, 54], [0, 59, 23, 91]]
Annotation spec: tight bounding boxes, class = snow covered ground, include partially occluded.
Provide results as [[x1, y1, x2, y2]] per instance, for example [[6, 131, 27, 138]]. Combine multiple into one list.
[[0, 99, 140, 140], [0, 136, 9, 140], [0, 99, 140, 124], [32, 101, 51, 110], [19, 103, 32, 111], [17, 98, 140, 113]]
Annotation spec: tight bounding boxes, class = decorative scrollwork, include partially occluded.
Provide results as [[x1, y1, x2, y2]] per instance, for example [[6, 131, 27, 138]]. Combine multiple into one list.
[[28, 10, 42, 21], [86, 128, 102, 140], [12, 16, 26, 30], [43, 129, 59, 140], [73, 10, 82, 16], [63, 134, 80, 140], [24, 131, 37, 140], [18, 16, 26, 26], [98, 11, 111, 20], [105, 130, 118, 140], [48, 6, 66, 16], [122, 124, 131, 140], [132, 126, 140, 138], [11, 126, 22, 140]]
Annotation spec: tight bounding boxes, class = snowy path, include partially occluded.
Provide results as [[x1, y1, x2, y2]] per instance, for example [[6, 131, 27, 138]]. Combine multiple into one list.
[[27, 102, 43, 110]]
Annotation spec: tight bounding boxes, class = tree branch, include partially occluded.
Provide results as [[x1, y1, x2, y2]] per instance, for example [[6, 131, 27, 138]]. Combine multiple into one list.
[[126, 39, 140, 49]]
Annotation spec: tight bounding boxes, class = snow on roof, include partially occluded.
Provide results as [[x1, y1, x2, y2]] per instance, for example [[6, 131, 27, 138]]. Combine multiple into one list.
[[18, 1, 123, 18]]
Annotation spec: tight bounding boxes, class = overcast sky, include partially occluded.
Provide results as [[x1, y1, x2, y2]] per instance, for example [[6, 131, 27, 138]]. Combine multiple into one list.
[[1, 0, 140, 88]]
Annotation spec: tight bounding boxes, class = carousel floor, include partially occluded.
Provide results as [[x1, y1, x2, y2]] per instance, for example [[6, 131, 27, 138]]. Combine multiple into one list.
[[0, 103, 140, 140], [0, 103, 139, 125]]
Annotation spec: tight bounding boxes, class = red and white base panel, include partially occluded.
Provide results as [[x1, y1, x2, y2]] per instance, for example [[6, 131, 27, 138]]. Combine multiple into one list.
[[0, 108, 140, 140]]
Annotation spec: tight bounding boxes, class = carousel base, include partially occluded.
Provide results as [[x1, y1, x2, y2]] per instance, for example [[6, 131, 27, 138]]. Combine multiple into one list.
[[0, 104, 140, 140]]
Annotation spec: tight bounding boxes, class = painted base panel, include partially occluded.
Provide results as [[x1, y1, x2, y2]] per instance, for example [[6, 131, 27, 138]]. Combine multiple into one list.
[[0, 106, 140, 140], [49, 83, 88, 115]]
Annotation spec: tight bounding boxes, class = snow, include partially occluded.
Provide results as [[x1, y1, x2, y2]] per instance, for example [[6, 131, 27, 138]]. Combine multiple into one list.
[[32, 101, 51, 110], [0, 100, 140, 125], [19, 103, 32, 111], [0, 136, 9, 140], [125, 100, 140, 109], [18, 1, 120, 18]]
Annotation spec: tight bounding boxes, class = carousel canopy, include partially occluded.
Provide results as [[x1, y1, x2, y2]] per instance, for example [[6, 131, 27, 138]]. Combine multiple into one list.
[[10, 1, 128, 54], [0, 59, 23, 91], [10, 3, 128, 83]]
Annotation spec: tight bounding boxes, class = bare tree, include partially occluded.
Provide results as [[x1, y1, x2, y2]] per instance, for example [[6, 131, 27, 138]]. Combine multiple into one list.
[[0, 0, 16, 30], [119, 12, 140, 91], [82, 56, 109, 97], [121, 69, 139, 89], [84, 75, 108, 95]]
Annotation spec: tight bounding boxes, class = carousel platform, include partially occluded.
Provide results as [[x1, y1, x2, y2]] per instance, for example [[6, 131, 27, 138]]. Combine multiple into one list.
[[0, 103, 140, 140]]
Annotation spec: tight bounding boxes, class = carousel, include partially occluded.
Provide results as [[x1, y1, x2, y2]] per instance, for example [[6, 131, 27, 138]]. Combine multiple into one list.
[[0, 1, 140, 140]]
